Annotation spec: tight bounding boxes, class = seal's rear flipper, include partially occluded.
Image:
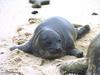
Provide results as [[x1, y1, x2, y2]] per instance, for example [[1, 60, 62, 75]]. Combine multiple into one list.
[[76, 25, 90, 40]]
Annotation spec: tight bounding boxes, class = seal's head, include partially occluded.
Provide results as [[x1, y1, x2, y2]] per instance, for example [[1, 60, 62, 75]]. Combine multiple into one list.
[[37, 29, 65, 58]]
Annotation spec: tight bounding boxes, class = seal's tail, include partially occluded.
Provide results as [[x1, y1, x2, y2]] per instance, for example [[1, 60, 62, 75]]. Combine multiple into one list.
[[76, 25, 90, 40]]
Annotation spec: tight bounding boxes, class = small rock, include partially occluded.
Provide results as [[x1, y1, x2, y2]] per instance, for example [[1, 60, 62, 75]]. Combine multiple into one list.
[[29, 0, 35, 4], [41, 0, 50, 5], [16, 27, 23, 33], [16, 50, 21, 54], [28, 18, 37, 24], [24, 32, 32, 36], [91, 12, 99, 15], [32, 4, 41, 8], [17, 39, 26, 45], [12, 36, 26, 45], [29, 0, 50, 5], [0, 52, 4, 54], [31, 10, 38, 14], [14, 58, 22, 62]]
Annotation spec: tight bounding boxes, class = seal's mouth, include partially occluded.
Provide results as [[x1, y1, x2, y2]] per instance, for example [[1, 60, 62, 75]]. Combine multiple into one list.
[[50, 49, 61, 54], [40, 48, 66, 59], [45, 50, 66, 59], [48, 48, 65, 54]]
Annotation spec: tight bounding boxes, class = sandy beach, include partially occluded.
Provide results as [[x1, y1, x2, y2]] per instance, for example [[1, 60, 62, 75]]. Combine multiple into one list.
[[0, 0, 100, 75]]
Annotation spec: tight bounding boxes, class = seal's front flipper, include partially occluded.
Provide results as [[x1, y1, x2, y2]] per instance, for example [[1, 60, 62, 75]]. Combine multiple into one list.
[[76, 25, 90, 40], [67, 49, 83, 58], [10, 42, 33, 54]]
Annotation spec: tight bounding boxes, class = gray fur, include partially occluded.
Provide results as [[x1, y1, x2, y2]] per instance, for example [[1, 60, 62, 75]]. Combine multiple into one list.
[[86, 33, 100, 75], [10, 17, 90, 59]]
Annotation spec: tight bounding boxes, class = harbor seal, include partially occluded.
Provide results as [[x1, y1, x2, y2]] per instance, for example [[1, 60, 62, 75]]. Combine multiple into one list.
[[10, 17, 90, 59], [86, 33, 100, 75]]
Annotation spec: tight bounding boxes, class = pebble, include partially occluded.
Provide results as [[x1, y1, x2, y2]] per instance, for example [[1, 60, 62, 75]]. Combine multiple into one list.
[[0, 52, 4, 54], [91, 12, 99, 15], [32, 4, 41, 8], [31, 10, 38, 14]]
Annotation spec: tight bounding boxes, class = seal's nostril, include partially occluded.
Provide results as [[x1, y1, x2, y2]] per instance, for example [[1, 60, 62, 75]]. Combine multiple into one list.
[[56, 48, 62, 52], [56, 48, 61, 50]]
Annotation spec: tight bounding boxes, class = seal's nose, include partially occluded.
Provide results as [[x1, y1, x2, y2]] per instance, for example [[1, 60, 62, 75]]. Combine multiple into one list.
[[55, 47, 62, 53], [49, 47, 62, 54], [56, 48, 61, 50]]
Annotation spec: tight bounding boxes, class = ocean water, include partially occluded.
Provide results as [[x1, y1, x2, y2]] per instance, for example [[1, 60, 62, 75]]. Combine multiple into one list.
[[0, 0, 100, 40]]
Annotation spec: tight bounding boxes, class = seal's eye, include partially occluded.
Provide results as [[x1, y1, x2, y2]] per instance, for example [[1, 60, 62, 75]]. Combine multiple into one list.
[[58, 39, 61, 42], [47, 41, 52, 45]]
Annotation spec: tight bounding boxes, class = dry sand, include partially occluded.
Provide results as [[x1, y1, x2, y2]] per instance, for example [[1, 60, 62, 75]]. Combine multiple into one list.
[[0, 16, 100, 75], [0, 0, 100, 75]]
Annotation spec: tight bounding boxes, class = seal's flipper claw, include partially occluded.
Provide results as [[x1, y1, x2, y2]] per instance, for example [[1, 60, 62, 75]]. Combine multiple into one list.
[[67, 48, 84, 58], [10, 46, 17, 51]]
